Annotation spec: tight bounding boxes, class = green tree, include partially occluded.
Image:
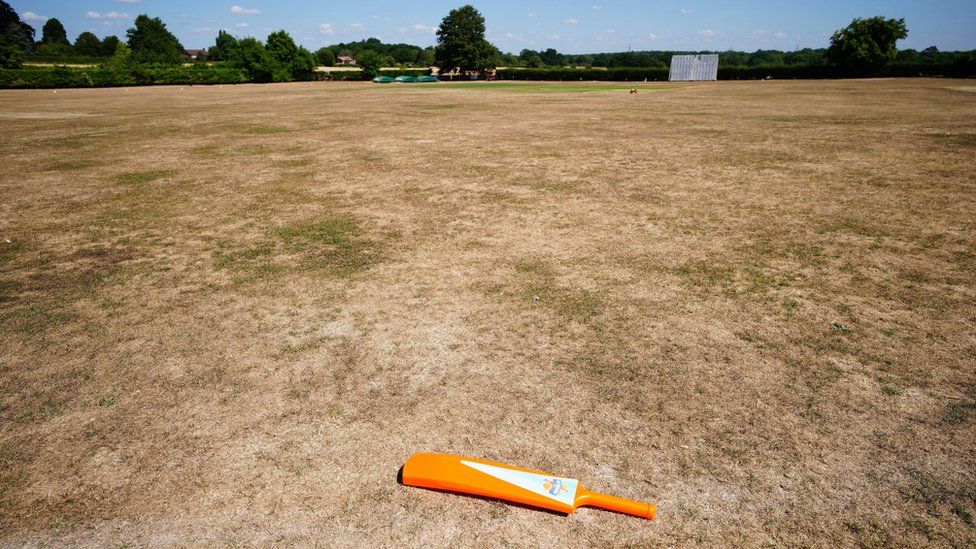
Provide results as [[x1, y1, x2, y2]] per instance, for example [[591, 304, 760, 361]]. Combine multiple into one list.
[[100, 35, 120, 57], [315, 47, 334, 66], [209, 30, 239, 62], [357, 50, 382, 79], [826, 16, 908, 69], [41, 18, 69, 45], [105, 41, 133, 69], [0, 1, 34, 50], [519, 49, 544, 68], [417, 47, 435, 67], [290, 47, 317, 79], [266, 31, 298, 64], [127, 15, 186, 64], [74, 32, 102, 56], [434, 5, 500, 75], [265, 30, 316, 80], [0, 22, 26, 68], [230, 37, 274, 82], [540, 48, 563, 66]]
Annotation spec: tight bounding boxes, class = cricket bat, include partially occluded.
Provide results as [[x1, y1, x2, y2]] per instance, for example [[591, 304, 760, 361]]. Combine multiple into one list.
[[401, 453, 656, 520]]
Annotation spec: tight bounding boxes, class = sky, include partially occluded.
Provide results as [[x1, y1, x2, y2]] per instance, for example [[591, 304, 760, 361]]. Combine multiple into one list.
[[10, 1, 976, 53]]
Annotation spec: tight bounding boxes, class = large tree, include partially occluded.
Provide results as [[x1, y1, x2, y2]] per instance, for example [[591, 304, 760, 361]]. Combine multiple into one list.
[[0, 0, 34, 46], [209, 30, 239, 61], [127, 15, 185, 64], [230, 37, 274, 82], [41, 18, 69, 45], [315, 47, 334, 67], [0, 23, 26, 67], [74, 32, 102, 56], [357, 49, 382, 79], [100, 35, 120, 57], [434, 5, 500, 75], [266, 30, 316, 80], [826, 16, 908, 69]]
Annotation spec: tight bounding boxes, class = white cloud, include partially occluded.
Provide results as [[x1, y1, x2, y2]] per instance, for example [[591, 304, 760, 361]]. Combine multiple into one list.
[[319, 23, 334, 34], [697, 29, 725, 37], [773, 31, 787, 39], [21, 11, 47, 22], [564, 18, 579, 24], [235, 22, 249, 28], [546, 34, 560, 40], [527, 12, 536, 17], [193, 27, 225, 33], [348, 23, 365, 30], [505, 32, 524, 40], [85, 11, 130, 19], [230, 6, 261, 15], [648, 33, 659, 40], [680, 9, 691, 14], [605, 28, 615, 34], [592, 5, 602, 10], [749, 30, 767, 38], [411, 23, 436, 34]]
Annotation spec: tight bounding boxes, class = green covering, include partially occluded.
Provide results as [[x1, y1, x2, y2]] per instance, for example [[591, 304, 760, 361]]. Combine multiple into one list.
[[417, 76, 440, 83], [394, 75, 419, 83], [372, 76, 395, 83]]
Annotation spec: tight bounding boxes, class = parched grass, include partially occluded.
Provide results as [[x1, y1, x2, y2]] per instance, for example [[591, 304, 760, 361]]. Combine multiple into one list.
[[279, 218, 380, 276], [114, 170, 172, 186], [212, 217, 381, 281], [434, 82, 674, 93], [245, 125, 291, 135], [1, 79, 974, 547], [512, 258, 606, 325], [45, 160, 99, 172], [928, 132, 976, 147]]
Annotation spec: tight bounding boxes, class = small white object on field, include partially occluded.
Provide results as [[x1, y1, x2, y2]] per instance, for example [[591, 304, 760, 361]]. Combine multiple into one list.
[[533, 295, 540, 301], [3, 239, 11, 244]]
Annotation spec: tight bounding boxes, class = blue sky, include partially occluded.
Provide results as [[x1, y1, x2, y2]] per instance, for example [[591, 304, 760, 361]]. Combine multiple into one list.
[[10, 1, 976, 52]]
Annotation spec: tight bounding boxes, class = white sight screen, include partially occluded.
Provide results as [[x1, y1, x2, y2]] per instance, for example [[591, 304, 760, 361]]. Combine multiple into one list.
[[669, 55, 719, 81]]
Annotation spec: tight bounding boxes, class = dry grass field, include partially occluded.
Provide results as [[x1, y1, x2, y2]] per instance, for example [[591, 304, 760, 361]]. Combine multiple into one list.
[[1, 78, 974, 547]]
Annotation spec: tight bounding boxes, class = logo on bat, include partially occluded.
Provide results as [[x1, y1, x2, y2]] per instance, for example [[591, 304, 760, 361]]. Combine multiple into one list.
[[544, 478, 568, 496]]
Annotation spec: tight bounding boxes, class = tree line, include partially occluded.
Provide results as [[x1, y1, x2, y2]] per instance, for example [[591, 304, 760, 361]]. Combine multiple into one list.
[[0, 2, 317, 83], [2, 2, 974, 85]]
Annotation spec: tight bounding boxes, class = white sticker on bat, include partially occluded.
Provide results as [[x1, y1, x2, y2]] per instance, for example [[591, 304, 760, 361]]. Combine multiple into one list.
[[461, 460, 579, 507]]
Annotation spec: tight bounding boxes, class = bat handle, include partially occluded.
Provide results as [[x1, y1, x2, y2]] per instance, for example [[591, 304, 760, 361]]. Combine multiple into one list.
[[575, 488, 656, 520]]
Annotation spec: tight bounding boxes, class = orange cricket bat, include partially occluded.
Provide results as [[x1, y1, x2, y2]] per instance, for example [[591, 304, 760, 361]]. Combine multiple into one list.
[[401, 453, 656, 520]]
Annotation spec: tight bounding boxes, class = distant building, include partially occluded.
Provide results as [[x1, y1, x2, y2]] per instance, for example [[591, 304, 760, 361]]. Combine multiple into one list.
[[336, 56, 357, 66], [185, 49, 209, 61]]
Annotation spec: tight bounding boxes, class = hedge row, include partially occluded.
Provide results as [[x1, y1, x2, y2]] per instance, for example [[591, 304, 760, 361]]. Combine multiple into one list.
[[4, 61, 974, 89], [316, 68, 431, 81], [496, 67, 670, 81], [719, 62, 976, 79], [23, 55, 113, 65], [496, 62, 976, 81], [0, 64, 248, 88]]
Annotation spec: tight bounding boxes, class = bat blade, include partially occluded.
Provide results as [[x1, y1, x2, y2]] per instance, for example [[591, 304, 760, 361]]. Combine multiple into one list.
[[401, 453, 579, 514]]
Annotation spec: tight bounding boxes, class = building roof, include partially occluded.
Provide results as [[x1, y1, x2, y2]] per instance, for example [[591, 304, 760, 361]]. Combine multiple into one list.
[[186, 49, 208, 56]]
